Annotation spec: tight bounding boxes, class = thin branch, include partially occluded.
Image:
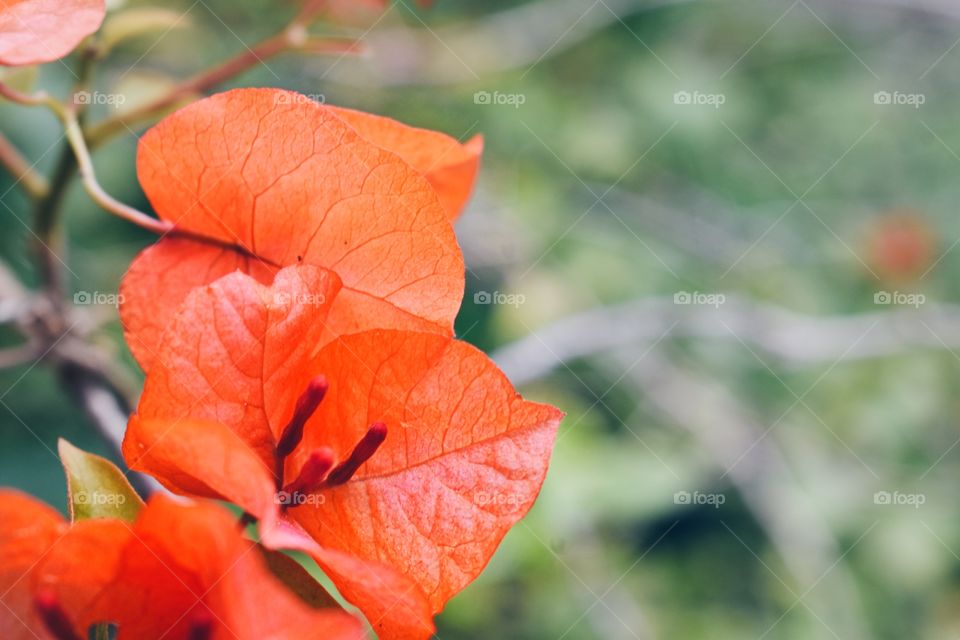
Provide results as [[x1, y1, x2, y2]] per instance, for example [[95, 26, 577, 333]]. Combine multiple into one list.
[[32, 144, 75, 300], [493, 294, 960, 386], [0, 82, 66, 116], [86, 27, 362, 146], [0, 132, 49, 198], [0, 258, 27, 323], [0, 82, 172, 236], [62, 111, 172, 235], [0, 258, 156, 495]]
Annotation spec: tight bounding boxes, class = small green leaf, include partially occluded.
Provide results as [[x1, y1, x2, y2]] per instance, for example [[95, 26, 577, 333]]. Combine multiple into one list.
[[260, 549, 342, 610], [58, 438, 144, 522]]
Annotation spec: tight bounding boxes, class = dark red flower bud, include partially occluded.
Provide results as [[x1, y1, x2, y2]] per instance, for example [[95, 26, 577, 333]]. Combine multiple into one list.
[[34, 587, 83, 640], [326, 422, 387, 486], [276, 375, 329, 459], [187, 607, 214, 640], [282, 447, 335, 497]]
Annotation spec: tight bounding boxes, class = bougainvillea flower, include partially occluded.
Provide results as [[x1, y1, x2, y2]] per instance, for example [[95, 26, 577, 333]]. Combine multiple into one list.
[[123, 265, 563, 638], [120, 88, 479, 371], [0, 0, 105, 66], [0, 490, 363, 639]]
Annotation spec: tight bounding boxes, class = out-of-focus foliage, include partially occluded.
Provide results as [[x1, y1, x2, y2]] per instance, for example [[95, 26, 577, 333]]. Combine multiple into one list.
[[2, 0, 960, 638]]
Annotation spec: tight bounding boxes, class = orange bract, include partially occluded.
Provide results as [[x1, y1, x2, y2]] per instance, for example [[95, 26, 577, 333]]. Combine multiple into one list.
[[0, 490, 64, 640], [123, 264, 337, 517], [124, 265, 562, 638], [0, 0, 105, 66], [288, 330, 562, 637], [120, 88, 472, 372], [329, 106, 483, 220], [0, 491, 363, 640]]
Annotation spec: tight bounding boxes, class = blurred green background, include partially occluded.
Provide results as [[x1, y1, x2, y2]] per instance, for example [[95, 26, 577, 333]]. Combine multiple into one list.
[[3, 0, 960, 637]]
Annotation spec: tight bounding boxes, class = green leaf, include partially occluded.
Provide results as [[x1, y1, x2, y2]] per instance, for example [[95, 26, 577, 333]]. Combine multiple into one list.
[[260, 549, 342, 610], [58, 438, 144, 522]]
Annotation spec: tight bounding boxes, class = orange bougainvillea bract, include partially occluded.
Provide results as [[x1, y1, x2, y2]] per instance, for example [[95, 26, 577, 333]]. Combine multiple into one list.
[[328, 105, 483, 220], [122, 261, 562, 638], [116, 90, 560, 639], [0, 490, 363, 640], [0, 0, 105, 66], [119, 88, 480, 372]]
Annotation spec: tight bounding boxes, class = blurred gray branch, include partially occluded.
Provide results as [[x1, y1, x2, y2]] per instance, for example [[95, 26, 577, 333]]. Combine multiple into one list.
[[0, 259, 158, 495], [596, 181, 821, 268], [494, 294, 960, 386]]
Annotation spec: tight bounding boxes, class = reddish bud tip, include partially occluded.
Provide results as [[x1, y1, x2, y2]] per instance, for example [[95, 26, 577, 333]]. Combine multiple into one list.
[[276, 375, 329, 459], [304, 375, 330, 398], [281, 447, 335, 498], [187, 607, 215, 640], [34, 588, 83, 640], [326, 422, 388, 486]]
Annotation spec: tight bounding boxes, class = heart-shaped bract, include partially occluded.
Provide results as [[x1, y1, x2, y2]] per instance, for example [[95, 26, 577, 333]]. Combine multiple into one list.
[[120, 88, 478, 372]]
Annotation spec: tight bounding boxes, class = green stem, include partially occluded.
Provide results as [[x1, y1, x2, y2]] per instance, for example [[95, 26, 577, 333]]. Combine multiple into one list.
[[62, 111, 172, 235], [26, 45, 95, 298], [31, 141, 75, 299]]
